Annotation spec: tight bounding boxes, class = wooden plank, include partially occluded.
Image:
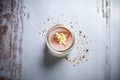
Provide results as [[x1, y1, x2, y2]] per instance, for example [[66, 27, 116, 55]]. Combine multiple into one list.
[[110, 0, 120, 80], [102, 0, 111, 80], [0, 0, 24, 80]]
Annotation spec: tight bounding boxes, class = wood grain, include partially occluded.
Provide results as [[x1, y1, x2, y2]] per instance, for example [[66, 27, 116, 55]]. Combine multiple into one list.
[[102, 0, 111, 80], [0, 0, 24, 80]]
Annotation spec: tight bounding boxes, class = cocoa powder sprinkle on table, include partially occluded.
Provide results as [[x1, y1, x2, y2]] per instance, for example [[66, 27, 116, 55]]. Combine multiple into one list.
[[71, 26, 73, 28], [65, 57, 68, 60], [47, 18, 50, 21], [86, 49, 89, 52], [82, 55, 85, 59], [79, 31, 82, 34], [83, 35, 86, 38]]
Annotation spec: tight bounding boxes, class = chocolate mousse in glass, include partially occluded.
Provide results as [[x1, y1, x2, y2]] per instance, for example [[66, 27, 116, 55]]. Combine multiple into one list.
[[46, 24, 75, 57]]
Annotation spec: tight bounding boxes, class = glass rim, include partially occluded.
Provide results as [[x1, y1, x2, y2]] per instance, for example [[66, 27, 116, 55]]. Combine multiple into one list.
[[46, 24, 75, 53]]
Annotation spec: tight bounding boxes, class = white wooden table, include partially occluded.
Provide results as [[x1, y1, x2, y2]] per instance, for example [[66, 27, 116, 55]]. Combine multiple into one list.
[[0, 0, 120, 80]]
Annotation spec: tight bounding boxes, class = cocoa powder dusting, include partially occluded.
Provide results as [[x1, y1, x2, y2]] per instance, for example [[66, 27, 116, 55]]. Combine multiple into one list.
[[83, 35, 86, 38], [47, 18, 50, 21], [71, 26, 73, 28], [65, 57, 68, 60], [86, 49, 89, 52]]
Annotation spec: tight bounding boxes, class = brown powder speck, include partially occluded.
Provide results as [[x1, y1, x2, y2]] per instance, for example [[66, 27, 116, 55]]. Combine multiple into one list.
[[83, 35, 86, 38], [65, 57, 68, 60], [86, 49, 89, 52], [79, 31, 82, 34], [86, 59, 88, 61], [47, 18, 50, 21], [82, 55, 86, 59], [73, 64, 75, 66], [71, 26, 73, 28]]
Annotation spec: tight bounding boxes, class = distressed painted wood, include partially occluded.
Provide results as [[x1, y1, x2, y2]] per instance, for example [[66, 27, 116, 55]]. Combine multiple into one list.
[[0, 0, 24, 80], [0, 0, 120, 80]]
